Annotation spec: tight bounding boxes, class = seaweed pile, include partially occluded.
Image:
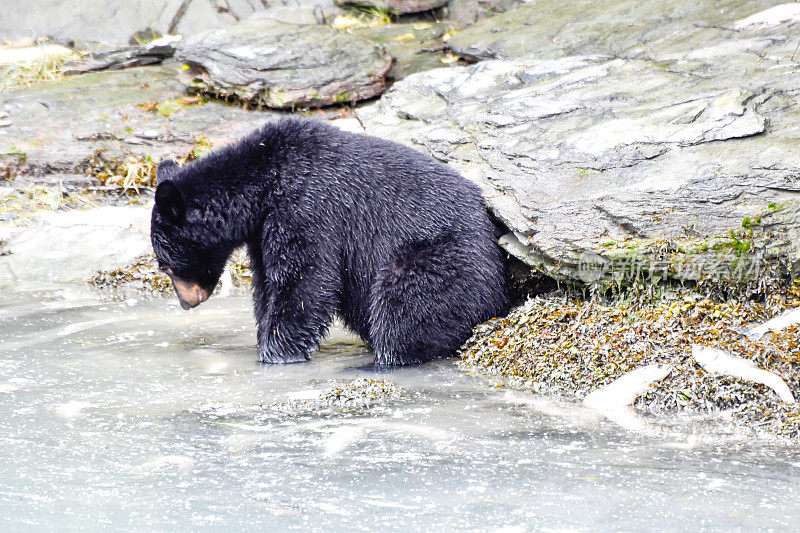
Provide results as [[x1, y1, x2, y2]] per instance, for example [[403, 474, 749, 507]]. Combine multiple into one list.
[[88, 249, 252, 296], [268, 377, 405, 416], [88, 253, 171, 294], [199, 378, 405, 425], [460, 285, 800, 439], [316, 377, 404, 409]]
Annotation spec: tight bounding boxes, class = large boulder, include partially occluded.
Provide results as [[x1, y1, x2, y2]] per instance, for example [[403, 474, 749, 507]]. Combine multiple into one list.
[[0, 0, 241, 46], [176, 20, 392, 108], [358, 2, 800, 284], [446, 0, 786, 61], [0, 207, 152, 288]]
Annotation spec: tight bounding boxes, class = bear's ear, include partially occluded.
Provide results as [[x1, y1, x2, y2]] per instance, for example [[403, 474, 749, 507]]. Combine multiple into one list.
[[156, 159, 180, 185], [155, 180, 186, 226]]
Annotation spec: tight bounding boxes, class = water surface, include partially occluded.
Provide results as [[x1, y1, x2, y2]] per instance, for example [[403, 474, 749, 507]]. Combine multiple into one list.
[[1, 290, 799, 531]]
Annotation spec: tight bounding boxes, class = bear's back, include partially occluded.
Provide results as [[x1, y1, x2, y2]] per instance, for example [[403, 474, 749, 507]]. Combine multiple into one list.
[[268, 119, 488, 241]]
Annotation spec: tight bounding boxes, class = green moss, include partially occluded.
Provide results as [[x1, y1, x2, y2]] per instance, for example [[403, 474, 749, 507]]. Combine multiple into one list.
[[709, 231, 751, 255], [741, 214, 764, 230], [189, 135, 212, 160], [9, 146, 28, 164], [266, 88, 287, 108], [149, 96, 206, 117], [767, 201, 791, 213], [594, 227, 766, 289], [334, 91, 352, 104]]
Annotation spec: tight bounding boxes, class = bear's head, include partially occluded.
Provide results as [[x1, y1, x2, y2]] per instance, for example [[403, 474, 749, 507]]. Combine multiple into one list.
[[150, 160, 228, 310]]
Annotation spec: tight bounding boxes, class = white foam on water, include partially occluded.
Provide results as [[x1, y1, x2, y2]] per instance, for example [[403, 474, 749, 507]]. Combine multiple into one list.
[[55, 400, 93, 418], [0, 382, 19, 393], [321, 425, 367, 456], [135, 455, 196, 475], [285, 389, 323, 401], [205, 361, 228, 375]]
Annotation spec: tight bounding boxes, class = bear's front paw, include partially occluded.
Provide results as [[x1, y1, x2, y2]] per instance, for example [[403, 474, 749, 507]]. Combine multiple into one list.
[[258, 344, 310, 364], [373, 350, 425, 366]]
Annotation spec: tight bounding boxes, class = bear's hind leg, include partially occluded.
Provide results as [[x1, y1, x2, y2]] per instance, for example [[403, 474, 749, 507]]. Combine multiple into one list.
[[369, 235, 489, 366]]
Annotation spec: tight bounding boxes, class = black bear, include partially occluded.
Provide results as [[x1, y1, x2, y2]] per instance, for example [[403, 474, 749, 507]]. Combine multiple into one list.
[[150, 118, 509, 365]]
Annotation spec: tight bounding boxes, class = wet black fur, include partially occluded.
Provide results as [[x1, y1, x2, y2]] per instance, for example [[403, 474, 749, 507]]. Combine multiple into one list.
[[151, 118, 509, 365]]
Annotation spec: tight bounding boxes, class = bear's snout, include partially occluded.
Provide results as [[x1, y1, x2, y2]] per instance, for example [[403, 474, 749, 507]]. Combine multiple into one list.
[[169, 276, 211, 310]]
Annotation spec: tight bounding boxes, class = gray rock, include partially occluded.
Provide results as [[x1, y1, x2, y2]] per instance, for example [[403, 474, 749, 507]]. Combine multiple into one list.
[[0, 0, 240, 46], [0, 206, 152, 286], [172, 0, 238, 36], [248, 6, 324, 25], [353, 22, 456, 81], [62, 37, 182, 75], [0, 66, 280, 185], [447, 0, 785, 62], [335, 0, 448, 14], [0, 0, 316, 46], [444, 0, 522, 27], [175, 19, 391, 108], [357, 5, 800, 284], [265, 0, 342, 19], [225, 0, 270, 20]]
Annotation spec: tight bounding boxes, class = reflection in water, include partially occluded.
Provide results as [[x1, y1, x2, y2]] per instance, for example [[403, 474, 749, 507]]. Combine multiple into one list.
[[1, 291, 799, 530]]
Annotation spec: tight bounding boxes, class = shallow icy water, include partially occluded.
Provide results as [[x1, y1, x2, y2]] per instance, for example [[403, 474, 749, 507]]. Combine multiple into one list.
[[2, 290, 800, 531]]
